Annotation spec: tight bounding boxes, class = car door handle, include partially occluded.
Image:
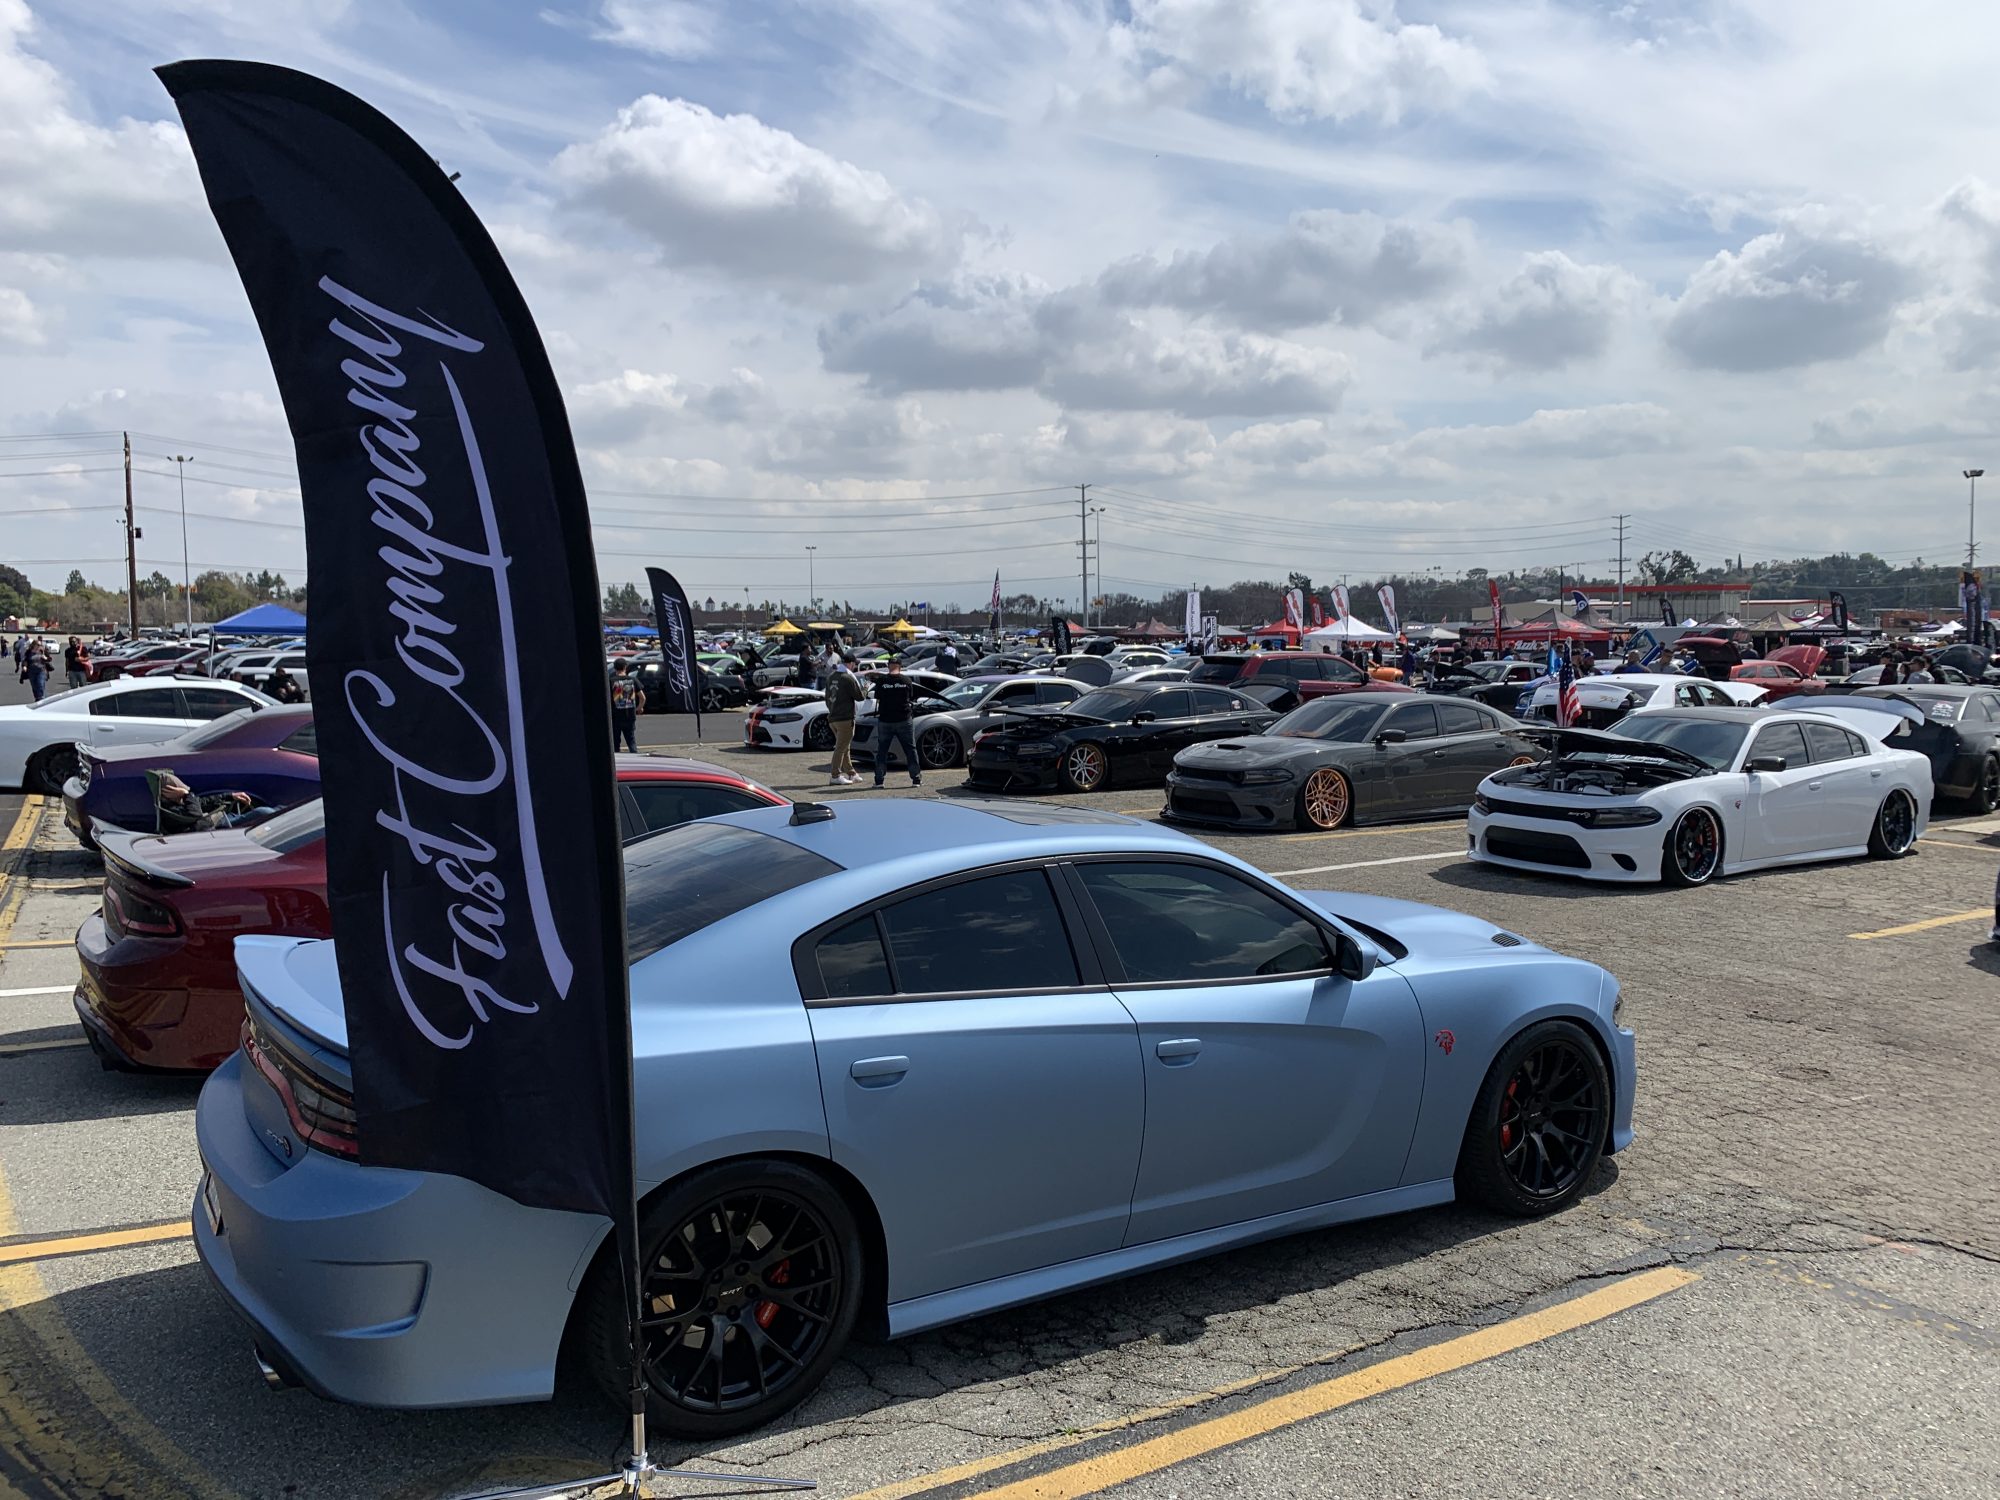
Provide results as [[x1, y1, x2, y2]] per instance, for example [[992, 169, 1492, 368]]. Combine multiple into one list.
[[1869, 768, 1882, 778], [1155, 1037, 1202, 1064], [1807, 781, 1822, 791], [1430, 747, 1447, 756], [848, 1055, 909, 1088]]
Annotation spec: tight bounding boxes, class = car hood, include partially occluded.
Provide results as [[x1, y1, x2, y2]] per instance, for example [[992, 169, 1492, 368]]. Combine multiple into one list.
[[1294, 891, 1540, 961], [1177, 735, 1332, 769], [1768, 644, 1826, 676]]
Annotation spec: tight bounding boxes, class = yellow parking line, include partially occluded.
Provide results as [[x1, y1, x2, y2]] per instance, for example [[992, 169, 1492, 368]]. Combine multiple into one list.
[[1848, 909, 1990, 940], [1, 796, 39, 854], [0, 1037, 88, 1056], [0, 1221, 193, 1267], [862, 1268, 1696, 1500], [0, 939, 77, 951], [1916, 837, 1995, 853]]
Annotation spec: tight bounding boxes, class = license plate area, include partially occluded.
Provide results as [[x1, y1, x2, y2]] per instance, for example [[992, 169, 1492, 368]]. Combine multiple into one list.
[[201, 1170, 224, 1236]]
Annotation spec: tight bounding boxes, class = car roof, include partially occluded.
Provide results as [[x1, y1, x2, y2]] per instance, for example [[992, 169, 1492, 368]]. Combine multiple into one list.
[[1627, 705, 1782, 724], [710, 797, 1190, 870], [614, 753, 764, 784], [1861, 683, 1984, 697]]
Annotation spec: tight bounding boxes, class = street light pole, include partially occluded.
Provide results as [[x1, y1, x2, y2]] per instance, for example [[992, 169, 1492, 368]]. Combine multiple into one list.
[[805, 545, 818, 613], [1088, 505, 1105, 628], [171, 455, 194, 634], [1966, 469, 1985, 569]]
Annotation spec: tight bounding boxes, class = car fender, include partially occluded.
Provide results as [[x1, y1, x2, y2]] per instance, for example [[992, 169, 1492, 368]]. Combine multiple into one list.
[[1393, 953, 1620, 1186]]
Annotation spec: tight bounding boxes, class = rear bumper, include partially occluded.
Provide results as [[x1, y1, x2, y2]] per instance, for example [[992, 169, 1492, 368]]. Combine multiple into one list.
[[74, 911, 234, 1071], [194, 1054, 606, 1409]]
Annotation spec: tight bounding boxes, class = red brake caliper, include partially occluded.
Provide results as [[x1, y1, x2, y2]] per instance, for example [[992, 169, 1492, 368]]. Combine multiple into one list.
[[1500, 1078, 1519, 1151], [754, 1259, 790, 1330]]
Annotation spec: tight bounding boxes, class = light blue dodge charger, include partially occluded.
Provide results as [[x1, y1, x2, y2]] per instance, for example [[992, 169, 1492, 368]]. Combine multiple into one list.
[[194, 799, 1636, 1437]]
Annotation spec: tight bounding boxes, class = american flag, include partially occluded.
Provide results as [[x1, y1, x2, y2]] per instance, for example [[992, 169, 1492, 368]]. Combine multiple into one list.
[[1556, 657, 1581, 728]]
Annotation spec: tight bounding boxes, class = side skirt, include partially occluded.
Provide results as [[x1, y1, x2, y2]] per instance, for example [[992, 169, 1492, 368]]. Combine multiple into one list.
[[885, 1179, 1455, 1338]]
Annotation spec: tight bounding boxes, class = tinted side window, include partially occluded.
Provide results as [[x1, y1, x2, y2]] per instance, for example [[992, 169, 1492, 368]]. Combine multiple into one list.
[[101, 687, 184, 719], [1187, 660, 1239, 685], [1188, 687, 1243, 716], [625, 823, 839, 963], [1036, 682, 1081, 704], [1263, 660, 1306, 679], [1749, 721, 1811, 768], [816, 916, 892, 1000], [1437, 702, 1488, 735], [879, 870, 1078, 994], [1802, 722, 1858, 763], [1381, 703, 1440, 740], [1325, 658, 1367, 683], [181, 688, 253, 720], [1075, 863, 1329, 983], [1145, 690, 1194, 720], [279, 724, 318, 756], [627, 780, 768, 832]]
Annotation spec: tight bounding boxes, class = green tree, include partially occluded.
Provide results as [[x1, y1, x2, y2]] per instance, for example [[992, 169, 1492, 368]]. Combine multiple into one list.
[[602, 581, 644, 615], [64, 569, 88, 596]]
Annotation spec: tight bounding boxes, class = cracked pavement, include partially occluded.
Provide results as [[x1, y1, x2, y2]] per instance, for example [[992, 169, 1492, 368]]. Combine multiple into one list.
[[0, 710, 1995, 1499]]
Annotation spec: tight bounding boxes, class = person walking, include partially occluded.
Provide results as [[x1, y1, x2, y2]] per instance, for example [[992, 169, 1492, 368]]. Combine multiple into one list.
[[824, 652, 862, 785], [22, 638, 50, 701], [10, 636, 21, 671], [870, 658, 922, 788], [63, 637, 87, 691], [1399, 641, 1418, 684], [608, 660, 645, 753]]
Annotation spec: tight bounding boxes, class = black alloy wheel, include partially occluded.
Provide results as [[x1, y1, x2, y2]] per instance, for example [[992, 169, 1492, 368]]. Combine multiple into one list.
[[1973, 756, 2000, 815], [1868, 790, 1918, 858], [1455, 1020, 1609, 1216], [1662, 807, 1722, 886], [28, 744, 80, 797], [582, 1161, 863, 1438], [917, 726, 962, 769], [804, 717, 835, 752]]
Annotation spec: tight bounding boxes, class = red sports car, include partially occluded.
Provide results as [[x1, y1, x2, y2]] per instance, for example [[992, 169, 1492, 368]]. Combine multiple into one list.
[[1729, 645, 1828, 701], [73, 756, 787, 1072]]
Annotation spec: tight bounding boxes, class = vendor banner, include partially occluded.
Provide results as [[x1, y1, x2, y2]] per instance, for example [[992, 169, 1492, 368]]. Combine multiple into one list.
[[1377, 584, 1399, 635], [1661, 595, 1675, 627], [1308, 597, 1325, 629], [1184, 588, 1202, 640], [645, 566, 702, 730], [1332, 584, 1351, 623], [1829, 591, 1849, 632], [1489, 578, 1504, 627], [1052, 615, 1072, 653], [1201, 614, 1220, 653], [160, 62, 630, 1220], [1283, 588, 1304, 630]]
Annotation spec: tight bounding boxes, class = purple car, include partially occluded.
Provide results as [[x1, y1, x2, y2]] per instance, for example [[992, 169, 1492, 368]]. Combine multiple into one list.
[[62, 705, 319, 848]]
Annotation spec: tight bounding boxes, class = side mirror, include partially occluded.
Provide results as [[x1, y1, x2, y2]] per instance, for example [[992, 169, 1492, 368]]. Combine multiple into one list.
[[1132, 710, 1157, 723], [1746, 754, 1786, 773], [1374, 728, 1407, 745], [1335, 933, 1379, 982]]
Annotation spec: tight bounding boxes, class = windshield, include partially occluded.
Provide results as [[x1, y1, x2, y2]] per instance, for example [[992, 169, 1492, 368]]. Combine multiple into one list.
[[247, 798, 327, 853], [938, 678, 991, 705], [625, 822, 841, 963], [1269, 700, 1386, 742], [1187, 659, 1243, 684], [1064, 687, 1147, 721], [1612, 716, 1748, 770]]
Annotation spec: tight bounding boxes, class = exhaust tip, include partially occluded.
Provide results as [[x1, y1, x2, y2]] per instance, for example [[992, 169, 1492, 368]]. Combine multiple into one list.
[[254, 1347, 296, 1391]]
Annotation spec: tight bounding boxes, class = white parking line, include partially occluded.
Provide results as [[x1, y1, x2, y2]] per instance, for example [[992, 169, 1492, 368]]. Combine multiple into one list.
[[1273, 850, 1463, 878], [0, 984, 74, 998]]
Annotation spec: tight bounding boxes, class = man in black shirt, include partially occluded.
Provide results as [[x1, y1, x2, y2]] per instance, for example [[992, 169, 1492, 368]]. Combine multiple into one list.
[[870, 659, 922, 788]]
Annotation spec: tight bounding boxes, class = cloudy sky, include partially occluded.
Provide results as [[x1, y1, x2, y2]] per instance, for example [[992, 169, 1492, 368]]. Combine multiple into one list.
[[6, 0, 2000, 612]]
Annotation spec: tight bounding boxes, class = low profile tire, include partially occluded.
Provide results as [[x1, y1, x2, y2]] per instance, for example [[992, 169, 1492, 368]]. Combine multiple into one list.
[[27, 744, 78, 797], [1059, 741, 1109, 792], [1455, 1020, 1610, 1217], [1969, 756, 2000, 814], [917, 726, 962, 769], [1868, 789, 1918, 858], [581, 1160, 864, 1440], [803, 717, 835, 752], [1295, 767, 1352, 830], [1661, 806, 1722, 886], [700, 686, 726, 712]]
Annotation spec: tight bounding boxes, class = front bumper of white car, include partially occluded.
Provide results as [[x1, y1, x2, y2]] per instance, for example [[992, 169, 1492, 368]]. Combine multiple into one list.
[[1466, 806, 1666, 882], [743, 708, 812, 748]]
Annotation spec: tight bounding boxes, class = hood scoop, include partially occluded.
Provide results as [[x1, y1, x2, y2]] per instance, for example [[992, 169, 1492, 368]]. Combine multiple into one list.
[[1491, 932, 1524, 947]]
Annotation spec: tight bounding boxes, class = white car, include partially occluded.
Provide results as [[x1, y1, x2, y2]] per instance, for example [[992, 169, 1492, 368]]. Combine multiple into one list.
[[1467, 704, 1932, 885], [1109, 663, 1194, 685], [0, 676, 276, 793], [1519, 672, 1764, 726], [742, 669, 958, 751]]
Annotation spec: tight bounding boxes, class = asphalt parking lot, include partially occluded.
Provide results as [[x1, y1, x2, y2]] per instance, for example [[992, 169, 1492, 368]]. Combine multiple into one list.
[[1, 697, 1997, 1499]]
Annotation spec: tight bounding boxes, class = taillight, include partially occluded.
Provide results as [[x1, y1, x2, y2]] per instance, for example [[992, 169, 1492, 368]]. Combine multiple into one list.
[[240, 1014, 358, 1158], [102, 879, 182, 939]]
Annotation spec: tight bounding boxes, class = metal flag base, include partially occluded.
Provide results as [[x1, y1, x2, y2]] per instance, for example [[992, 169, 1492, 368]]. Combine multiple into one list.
[[463, 1415, 816, 1499]]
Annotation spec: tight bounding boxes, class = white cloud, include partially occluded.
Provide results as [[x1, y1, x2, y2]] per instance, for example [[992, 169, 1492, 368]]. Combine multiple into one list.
[[1027, 411, 1218, 480], [819, 273, 1050, 393], [1663, 223, 1915, 372], [1431, 252, 1638, 372], [1040, 315, 1350, 418], [553, 96, 953, 287], [0, 0, 213, 259], [758, 399, 936, 476], [565, 0, 715, 59], [0, 286, 46, 347], [1095, 210, 1468, 332], [1099, 0, 1488, 124], [1409, 404, 1685, 461], [568, 366, 769, 443]]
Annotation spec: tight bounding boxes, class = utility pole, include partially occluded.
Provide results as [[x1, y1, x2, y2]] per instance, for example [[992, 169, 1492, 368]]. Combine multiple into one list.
[[1089, 505, 1105, 628], [121, 432, 139, 635], [1614, 513, 1629, 622], [1966, 470, 1985, 569], [1076, 482, 1092, 625], [171, 454, 194, 635]]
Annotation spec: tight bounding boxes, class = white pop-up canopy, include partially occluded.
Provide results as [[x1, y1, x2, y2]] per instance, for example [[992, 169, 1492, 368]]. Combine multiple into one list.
[[1304, 618, 1396, 646]]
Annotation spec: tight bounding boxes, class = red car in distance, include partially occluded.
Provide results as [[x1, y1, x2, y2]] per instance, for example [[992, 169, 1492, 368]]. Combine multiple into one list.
[[1729, 644, 1828, 701], [72, 756, 787, 1072]]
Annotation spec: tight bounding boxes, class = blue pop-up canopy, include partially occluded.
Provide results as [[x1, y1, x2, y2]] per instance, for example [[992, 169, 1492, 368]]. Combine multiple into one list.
[[211, 601, 307, 635]]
